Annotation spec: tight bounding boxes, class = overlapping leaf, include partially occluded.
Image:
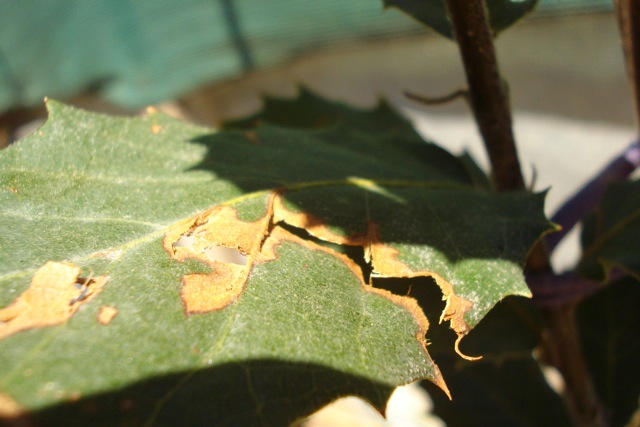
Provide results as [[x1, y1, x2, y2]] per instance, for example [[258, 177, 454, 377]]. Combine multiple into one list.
[[578, 180, 640, 282], [0, 93, 551, 425], [385, 0, 539, 39], [577, 278, 640, 427]]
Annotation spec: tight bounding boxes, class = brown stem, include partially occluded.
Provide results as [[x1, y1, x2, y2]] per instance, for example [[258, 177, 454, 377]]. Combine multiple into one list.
[[541, 305, 607, 427], [444, 2, 607, 425], [615, 0, 640, 128], [443, 0, 554, 278], [444, 0, 524, 191], [443, 1, 553, 271]]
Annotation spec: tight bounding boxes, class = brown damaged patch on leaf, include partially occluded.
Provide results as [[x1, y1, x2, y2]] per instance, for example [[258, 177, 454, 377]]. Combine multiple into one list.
[[90, 248, 123, 262], [97, 306, 119, 325], [366, 223, 480, 361], [0, 262, 108, 340], [257, 226, 450, 398], [163, 196, 273, 314], [163, 190, 476, 394], [272, 193, 367, 246]]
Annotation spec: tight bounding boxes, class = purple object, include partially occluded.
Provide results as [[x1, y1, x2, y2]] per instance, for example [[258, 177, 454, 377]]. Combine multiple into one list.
[[546, 140, 640, 252]]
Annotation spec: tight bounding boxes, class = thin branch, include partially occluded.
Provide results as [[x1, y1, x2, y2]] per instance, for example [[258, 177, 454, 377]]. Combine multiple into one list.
[[404, 89, 469, 106], [443, 3, 608, 426]]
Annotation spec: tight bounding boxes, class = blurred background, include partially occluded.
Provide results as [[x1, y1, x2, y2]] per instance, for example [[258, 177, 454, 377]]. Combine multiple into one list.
[[0, 0, 631, 126]]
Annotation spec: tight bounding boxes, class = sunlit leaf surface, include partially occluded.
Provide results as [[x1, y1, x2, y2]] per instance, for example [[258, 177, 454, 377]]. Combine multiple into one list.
[[0, 93, 551, 425]]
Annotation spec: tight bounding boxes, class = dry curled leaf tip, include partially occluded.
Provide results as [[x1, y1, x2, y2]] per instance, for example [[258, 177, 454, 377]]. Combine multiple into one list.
[[454, 334, 482, 361]]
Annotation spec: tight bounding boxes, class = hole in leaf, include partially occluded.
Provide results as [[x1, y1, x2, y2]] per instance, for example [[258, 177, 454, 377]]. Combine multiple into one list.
[[276, 222, 371, 281], [372, 276, 443, 319], [373, 276, 457, 352], [173, 234, 196, 249], [203, 245, 248, 266]]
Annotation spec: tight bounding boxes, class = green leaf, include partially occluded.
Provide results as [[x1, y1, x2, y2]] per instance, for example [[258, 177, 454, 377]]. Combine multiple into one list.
[[385, 0, 539, 39], [577, 278, 640, 427], [578, 180, 640, 282], [0, 93, 552, 424]]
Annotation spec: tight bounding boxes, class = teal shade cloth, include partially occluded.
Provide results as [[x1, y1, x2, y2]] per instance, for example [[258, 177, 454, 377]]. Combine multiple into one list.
[[0, 0, 612, 112]]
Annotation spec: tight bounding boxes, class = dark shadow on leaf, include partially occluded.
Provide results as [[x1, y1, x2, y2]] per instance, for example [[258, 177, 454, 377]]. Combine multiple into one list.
[[186, 89, 547, 266], [189, 90, 474, 191], [17, 359, 394, 427], [224, 88, 427, 134]]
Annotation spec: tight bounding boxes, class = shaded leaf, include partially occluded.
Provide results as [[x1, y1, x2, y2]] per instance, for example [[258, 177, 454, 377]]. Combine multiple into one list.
[[28, 361, 397, 427], [420, 296, 570, 426], [385, 0, 539, 39], [0, 93, 551, 423], [578, 180, 640, 281], [577, 278, 640, 427], [226, 88, 426, 134], [423, 356, 571, 426]]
